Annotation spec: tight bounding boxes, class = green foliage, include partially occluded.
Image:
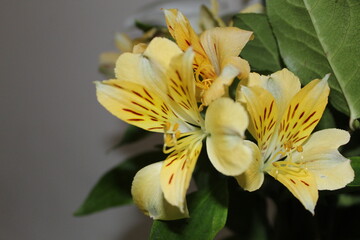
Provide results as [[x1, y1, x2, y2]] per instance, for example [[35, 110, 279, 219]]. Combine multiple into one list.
[[225, 180, 270, 240], [233, 13, 282, 73], [349, 157, 360, 187], [74, 151, 165, 216], [135, 20, 162, 32], [150, 175, 228, 240], [267, 0, 360, 124], [314, 107, 336, 131]]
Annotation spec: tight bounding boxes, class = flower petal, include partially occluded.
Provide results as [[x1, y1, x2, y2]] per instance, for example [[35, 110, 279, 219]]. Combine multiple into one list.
[[114, 32, 134, 52], [143, 37, 183, 75], [235, 140, 265, 191], [205, 98, 252, 176], [292, 128, 354, 190], [238, 69, 301, 117], [95, 80, 189, 133], [222, 56, 250, 80], [160, 133, 204, 210], [131, 162, 189, 220], [241, 86, 278, 155], [164, 9, 211, 75], [165, 48, 204, 127], [115, 37, 182, 94], [267, 164, 318, 215], [276, 74, 330, 151], [202, 64, 239, 106], [200, 27, 253, 75]]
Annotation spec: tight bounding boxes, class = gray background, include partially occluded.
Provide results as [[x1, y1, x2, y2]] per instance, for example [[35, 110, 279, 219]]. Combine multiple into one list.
[[0, 0, 255, 239]]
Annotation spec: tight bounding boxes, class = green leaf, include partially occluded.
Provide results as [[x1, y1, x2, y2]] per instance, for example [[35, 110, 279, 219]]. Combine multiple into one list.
[[266, 0, 360, 124], [74, 151, 165, 216], [109, 125, 150, 151], [314, 107, 336, 131], [348, 156, 360, 187], [150, 177, 228, 240], [135, 20, 161, 32], [232, 13, 282, 73], [226, 180, 270, 240]]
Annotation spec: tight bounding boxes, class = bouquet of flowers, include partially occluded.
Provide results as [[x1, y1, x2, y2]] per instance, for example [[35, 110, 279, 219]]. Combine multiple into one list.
[[76, 0, 360, 239]]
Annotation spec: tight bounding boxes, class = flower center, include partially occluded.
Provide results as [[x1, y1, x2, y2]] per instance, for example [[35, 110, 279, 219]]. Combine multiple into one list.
[[267, 140, 304, 164], [163, 122, 182, 153], [271, 160, 309, 178]]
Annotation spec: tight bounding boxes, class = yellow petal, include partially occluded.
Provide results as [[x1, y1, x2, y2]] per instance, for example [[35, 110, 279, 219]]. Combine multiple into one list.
[[131, 162, 189, 220], [235, 140, 264, 191], [115, 38, 182, 94], [202, 64, 239, 106], [99, 52, 120, 66], [205, 98, 252, 175], [241, 86, 278, 154], [240, 3, 266, 14], [165, 48, 203, 127], [222, 56, 250, 80], [236, 72, 267, 103], [95, 80, 187, 133], [132, 43, 147, 54], [143, 37, 183, 74], [267, 69, 302, 117], [114, 33, 134, 52], [164, 9, 214, 77], [238, 69, 301, 117], [161, 133, 204, 210], [276, 74, 330, 150], [200, 27, 253, 74], [292, 129, 354, 190], [267, 163, 318, 214]]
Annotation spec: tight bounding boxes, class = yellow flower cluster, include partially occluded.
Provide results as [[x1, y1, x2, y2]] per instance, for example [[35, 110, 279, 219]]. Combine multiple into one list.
[[95, 8, 354, 219]]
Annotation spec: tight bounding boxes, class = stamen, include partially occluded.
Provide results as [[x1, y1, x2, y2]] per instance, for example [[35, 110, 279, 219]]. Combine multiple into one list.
[[296, 145, 303, 152], [272, 161, 308, 178], [173, 123, 179, 131], [163, 121, 184, 153]]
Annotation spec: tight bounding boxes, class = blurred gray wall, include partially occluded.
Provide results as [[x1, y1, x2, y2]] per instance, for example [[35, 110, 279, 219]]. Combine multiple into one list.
[[0, 0, 255, 239]]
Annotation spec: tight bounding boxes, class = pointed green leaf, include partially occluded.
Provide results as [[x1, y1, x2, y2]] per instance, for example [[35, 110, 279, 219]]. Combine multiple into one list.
[[150, 176, 228, 240], [233, 13, 282, 73], [74, 151, 165, 216], [267, 0, 360, 124], [348, 157, 360, 187]]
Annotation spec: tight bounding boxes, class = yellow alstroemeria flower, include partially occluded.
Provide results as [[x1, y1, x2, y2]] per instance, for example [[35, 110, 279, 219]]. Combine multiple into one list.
[[164, 9, 253, 107], [95, 37, 252, 220], [236, 69, 354, 214], [99, 29, 163, 78]]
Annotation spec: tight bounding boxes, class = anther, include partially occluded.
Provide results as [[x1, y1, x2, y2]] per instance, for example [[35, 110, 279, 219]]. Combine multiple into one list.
[[175, 130, 181, 139], [296, 145, 303, 152], [173, 123, 179, 132]]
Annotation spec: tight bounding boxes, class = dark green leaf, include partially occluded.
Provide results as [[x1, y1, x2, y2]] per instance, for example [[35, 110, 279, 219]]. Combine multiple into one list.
[[150, 176, 228, 240], [267, 0, 360, 123], [74, 150, 165, 216], [233, 13, 282, 73], [226, 180, 270, 240], [348, 156, 360, 187], [109, 125, 150, 151], [314, 107, 336, 131], [135, 20, 161, 32]]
